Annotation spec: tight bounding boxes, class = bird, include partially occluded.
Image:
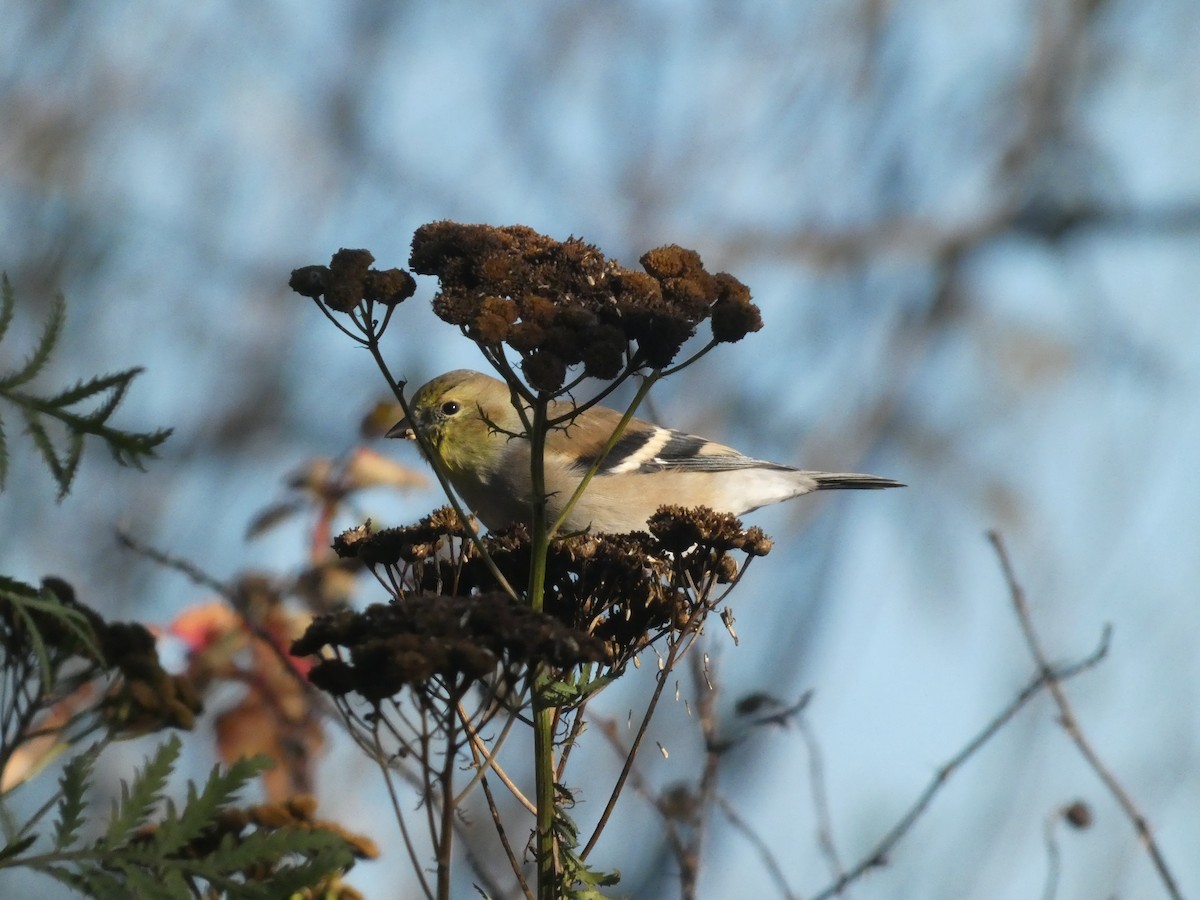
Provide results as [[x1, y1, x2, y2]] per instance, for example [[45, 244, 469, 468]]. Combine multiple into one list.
[[388, 369, 902, 534]]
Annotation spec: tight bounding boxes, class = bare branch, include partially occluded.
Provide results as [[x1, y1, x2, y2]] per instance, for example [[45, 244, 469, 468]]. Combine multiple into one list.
[[798, 714, 848, 890], [808, 621, 1110, 900], [988, 530, 1184, 900], [716, 795, 798, 900]]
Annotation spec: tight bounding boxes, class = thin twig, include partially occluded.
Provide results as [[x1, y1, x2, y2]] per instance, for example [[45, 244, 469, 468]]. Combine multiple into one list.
[[436, 701, 459, 900], [798, 714, 848, 890], [115, 529, 328, 703], [1041, 807, 1063, 900], [679, 650, 721, 900], [808, 625, 1111, 900], [716, 796, 798, 900], [594, 717, 689, 864], [356, 301, 519, 602], [455, 702, 535, 814], [372, 721, 434, 900], [988, 530, 1185, 900], [580, 629, 687, 859], [475, 771, 534, 900]]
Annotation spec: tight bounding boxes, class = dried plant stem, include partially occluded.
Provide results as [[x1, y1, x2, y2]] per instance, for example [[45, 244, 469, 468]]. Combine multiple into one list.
[[371, 722, 433, 900], [455, 703, 534, 814], [555, 696, 592, 782], [435, 707, 459, 900], [475, 754, 534, 900], [1040, 808, 1064, 900], [987, 531, 1184, 900], [717, 797, 798, 900], [580, 630, 689, 860], [594, 716, 688, 861], [798, 715, 848, 889], [549, 371, 659, 537], [809, 624, 1111, 900]]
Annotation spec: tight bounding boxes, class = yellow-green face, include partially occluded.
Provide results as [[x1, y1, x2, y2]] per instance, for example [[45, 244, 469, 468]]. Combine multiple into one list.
[[406, 371, 505, 478]]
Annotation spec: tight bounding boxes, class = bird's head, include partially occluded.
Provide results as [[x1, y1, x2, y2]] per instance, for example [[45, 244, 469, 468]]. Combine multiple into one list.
[[388, 370, 516, 476]]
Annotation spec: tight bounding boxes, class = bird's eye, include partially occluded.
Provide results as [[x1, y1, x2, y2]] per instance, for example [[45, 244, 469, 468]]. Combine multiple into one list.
[[440, 401, 461, 416]]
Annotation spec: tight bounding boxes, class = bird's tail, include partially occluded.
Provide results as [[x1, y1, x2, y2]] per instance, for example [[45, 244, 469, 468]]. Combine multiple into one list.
[[812, 472, 905, 490]]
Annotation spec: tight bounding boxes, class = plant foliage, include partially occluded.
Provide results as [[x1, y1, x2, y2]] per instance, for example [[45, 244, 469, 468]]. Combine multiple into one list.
[[4, 735, 364, 898], [0, 276, 172, 498]]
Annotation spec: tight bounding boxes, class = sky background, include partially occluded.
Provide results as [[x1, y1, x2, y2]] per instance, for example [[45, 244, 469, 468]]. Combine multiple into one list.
[[3, 1, 1200, 898]]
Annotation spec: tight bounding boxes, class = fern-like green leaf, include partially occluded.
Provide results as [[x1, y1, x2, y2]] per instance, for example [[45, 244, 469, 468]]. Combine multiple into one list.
[[0, 275, 15, 343], [46, 370, 137, 409], [54, 745, 102, 849], [7, 591, 58, 688], [155, 868, 193, 899], [111, 862, 184, 900], [0, 835, 38, 863], [0, 293, 65, 390], [70, 866, 132, 900], [152, 755, 272, 856], [0, 282, 173, 498], [0, 413, 8, 490], [22, 409, 66, 489], [112, 426, 173, 468], [203, 827, 355, 887], [100, 734, 181, 849], [32, 581, 104, 661], [0, 578, 104, 687], [60, 430, 85, 497], [37, 863, 95, 895], [261, 847, 358, 897]]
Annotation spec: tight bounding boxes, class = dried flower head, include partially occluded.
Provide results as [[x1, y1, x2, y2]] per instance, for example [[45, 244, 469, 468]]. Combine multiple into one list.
[[407, 222, 761, 391], [316, 506, 770, 688], [295, 592, 610, 705], [288, 248, 416, 312]]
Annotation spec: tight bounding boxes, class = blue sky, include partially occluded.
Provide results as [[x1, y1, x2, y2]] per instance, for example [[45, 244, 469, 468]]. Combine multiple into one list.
[[3, 2, 1200, 897]]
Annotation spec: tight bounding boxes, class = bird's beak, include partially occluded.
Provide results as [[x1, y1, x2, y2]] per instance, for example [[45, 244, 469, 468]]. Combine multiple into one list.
[[386, 417, 416, 440]]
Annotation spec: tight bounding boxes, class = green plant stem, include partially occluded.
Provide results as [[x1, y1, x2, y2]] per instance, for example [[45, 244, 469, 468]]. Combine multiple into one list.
[[549, 371, 660, 537], [533, 703, 556, 899], [524, 396, 560, 899]]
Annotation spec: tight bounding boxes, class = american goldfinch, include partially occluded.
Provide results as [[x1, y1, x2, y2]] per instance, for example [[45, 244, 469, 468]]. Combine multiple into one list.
[[389, 369, 902, 533]]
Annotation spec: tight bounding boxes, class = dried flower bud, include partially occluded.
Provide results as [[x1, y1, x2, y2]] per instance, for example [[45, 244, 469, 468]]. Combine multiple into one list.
[[711, 273, 763, 343], [1063, 801, 1093, 829], [522, 350, 567, 392], [288, 265, 330, 299], [325, 248, 375, 312], [362, 268, 417, 306]]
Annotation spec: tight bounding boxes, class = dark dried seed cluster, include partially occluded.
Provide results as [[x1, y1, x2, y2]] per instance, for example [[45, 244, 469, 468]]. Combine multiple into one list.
[[408, 222, 762, 390], [293, 593, 610, 703], [332, 507, 475, 569], [316, 506, 770, 684], [100, 620, 204, 733], [647, 506, 774, 557], [289, 248, 417, 313], [8, 578, 204, 733]]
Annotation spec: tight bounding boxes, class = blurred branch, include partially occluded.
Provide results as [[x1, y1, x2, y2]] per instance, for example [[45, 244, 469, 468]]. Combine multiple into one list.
[[715, 796, 797, 900], [596, 658, 812, 900], [1041, 800, 1093, 900], [988, 531, 1185, 900], [115, 529, 315, 699], [809, 615, 1111, 900], [798, 714, 848, 890]]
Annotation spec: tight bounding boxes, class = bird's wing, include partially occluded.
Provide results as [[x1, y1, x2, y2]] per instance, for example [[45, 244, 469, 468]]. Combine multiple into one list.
[[556, 413, 787, 476], [630, 430, 788, 473]]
